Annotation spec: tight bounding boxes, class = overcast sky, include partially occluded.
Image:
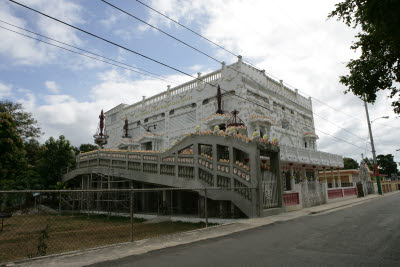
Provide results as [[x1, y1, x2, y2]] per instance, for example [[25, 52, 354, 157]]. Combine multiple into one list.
[[0, 0, 399, 164]]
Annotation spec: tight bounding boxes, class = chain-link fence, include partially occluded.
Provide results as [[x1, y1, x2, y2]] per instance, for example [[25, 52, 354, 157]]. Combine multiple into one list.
[[0, 187, 254, 263]]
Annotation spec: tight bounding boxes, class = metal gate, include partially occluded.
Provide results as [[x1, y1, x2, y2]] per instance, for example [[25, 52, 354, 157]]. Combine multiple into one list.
[[261, 171, 279, 209]]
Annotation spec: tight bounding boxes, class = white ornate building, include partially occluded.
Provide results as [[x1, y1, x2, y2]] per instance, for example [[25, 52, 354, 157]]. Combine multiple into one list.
[[104, 56, 343, 184]]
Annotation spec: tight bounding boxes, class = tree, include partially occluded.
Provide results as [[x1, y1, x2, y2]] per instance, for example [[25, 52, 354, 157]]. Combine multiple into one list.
[[24, 139, 43, 167], [74, 143, 98, 156], [343, 157, 359, 169], [377, 154, 399, 176], [362, 157, 374, 171], [329, 0, 400, 113], [0, 112, 26, 189], [37, 135, 76, 188], [0, 113, 41, 190], [0, 100, 42, 140]]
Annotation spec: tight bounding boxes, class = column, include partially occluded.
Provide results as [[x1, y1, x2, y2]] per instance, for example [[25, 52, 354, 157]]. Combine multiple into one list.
[[331, 168, 336, 188], [314, 167, 319, 182], [337, 168, 342, 187], [322, 167, 328, 203], [302, 166, 308, 195], [302, 165, 308, 181], [290, 164, 295, 191], [314, 167, 319, 186]]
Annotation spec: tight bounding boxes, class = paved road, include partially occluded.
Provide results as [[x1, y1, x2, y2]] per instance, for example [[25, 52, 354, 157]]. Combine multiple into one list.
[[89, 193, 400, 267]]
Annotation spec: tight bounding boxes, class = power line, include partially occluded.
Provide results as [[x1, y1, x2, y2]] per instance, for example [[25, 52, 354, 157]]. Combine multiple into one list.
[[0, 19, 180, 85], [135, 0, 400, 131], [8, 0, 370, 152], [101, 0, 371, 144], [101, 0, 222, 64], [135, 0, 237, 58], [312, 112, 367, 142], [0, 25, 178, 84], [7, 0, 199, 79]]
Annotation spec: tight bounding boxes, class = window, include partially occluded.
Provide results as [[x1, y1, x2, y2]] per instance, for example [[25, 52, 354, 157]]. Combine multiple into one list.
[[304, 142, 307, 148], [137, 121, 141, 126], [192, 103, 197, 108], [161, 113, 165, 117], [202, 99, 209, 105], [144, 118, 149, 123], [169, 109, 175, 115]]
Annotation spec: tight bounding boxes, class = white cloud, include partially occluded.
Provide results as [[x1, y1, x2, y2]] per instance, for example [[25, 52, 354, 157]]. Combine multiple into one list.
[[0, 0, 84, 65], [189, 64, 204, 72], [45, 81, 59, 94], [99, 9, 119, 28], [139, 0, 400, 163], [0, 82, 12, 99], [16, 69, 188, 146]]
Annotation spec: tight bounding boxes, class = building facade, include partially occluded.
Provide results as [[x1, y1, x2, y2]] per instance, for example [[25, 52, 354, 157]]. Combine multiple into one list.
[[104, 56, 343, 187]]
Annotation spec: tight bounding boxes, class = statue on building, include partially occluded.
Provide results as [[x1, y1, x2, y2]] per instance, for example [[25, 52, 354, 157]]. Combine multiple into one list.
[[123, 116, 131, 138], [93, 109, 109, 147], [216, 85, 223, 114]]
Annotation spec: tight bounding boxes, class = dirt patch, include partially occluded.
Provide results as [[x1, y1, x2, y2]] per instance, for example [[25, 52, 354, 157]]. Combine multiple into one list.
[[0, 213, 206, 263]]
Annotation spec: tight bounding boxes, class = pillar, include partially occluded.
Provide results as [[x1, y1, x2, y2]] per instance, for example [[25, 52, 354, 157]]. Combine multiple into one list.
[[314, 168, 319, 187], [314, 167, 319, 181], [301, 166, 308, 200], [331, 169, 336, 188], [337, 168, 342, 187], [322, 168, 328, 203], [302, 165, 307, 181], [290, 164, 295, 191]]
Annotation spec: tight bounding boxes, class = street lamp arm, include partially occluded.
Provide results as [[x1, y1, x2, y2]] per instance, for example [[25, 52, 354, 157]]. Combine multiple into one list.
[[371, 116, 389, 123]]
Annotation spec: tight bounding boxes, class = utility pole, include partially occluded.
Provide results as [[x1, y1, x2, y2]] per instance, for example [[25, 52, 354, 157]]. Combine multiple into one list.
[[364, 100, 382, 195]]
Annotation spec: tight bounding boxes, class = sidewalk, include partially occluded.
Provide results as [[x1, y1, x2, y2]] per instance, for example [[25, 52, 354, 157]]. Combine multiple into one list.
[[12, 191, 398, 267]]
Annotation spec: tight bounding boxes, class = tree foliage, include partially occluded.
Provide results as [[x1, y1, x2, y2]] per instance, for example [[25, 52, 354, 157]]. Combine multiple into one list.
[[24, 138, 43, 167], [377, 154, 399, 176], [0, 100, 42, 140], [37, 135, 76, 188], [74, 143, 98, 155], [0, 112, 26, 189], [343, 157, 359, 169], [329, 0, 400, 113], [0, 112, 41, 190]]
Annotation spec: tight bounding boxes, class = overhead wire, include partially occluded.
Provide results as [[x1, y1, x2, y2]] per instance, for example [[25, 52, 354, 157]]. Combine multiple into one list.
[[101, 0, 369, 144], [100, 0, 222, 64], [135, 0, 238, 58], [0, 24, 179, 84], [7, 0, 371, 152], [135, 0, 400, 131]]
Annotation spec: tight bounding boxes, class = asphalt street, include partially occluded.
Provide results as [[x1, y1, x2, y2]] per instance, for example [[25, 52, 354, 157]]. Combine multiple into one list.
[[89, 193, 400, 267]]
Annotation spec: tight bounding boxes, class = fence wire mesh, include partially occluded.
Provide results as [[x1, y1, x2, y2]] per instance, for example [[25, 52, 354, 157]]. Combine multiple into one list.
[[0, 187, 254, 263]]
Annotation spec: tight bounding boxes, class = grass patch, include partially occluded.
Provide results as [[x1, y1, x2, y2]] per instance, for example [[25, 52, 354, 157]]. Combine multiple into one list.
[[0, 213, 207, 263]]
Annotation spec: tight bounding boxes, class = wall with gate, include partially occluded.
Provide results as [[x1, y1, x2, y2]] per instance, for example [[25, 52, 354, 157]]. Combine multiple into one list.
[[283, 181, 358, 211]]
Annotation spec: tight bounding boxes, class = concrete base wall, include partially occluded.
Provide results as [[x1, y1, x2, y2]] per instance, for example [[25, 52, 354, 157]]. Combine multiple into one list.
[[327, 195, 357, 203]]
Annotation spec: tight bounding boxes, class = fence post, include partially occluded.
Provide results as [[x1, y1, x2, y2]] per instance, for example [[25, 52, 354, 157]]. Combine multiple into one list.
[[58, 192, 61, 216], [130, 183, 134, 242], [205, 188, 208, 228]]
